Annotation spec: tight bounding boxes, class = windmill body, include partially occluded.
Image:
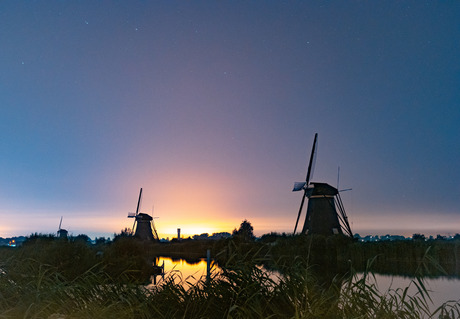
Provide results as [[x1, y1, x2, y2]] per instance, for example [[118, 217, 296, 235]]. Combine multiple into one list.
[[293, 134, 353, 237], [133, 213, 155, 241], [57, 229, 68, 238], [301, 182, 343, 235]]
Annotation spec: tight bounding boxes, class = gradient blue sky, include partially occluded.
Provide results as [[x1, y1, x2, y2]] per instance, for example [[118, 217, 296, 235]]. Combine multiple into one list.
[[1, 1, 459, 239]]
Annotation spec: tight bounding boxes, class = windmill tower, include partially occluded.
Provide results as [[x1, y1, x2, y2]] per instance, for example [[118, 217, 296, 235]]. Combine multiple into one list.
[[293, 134, 353, 237], [57, 216, 68, 238], [128, 188, 159, 241]]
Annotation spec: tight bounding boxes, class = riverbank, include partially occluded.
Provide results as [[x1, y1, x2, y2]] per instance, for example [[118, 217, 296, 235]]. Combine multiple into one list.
[[0, 234, 459, 318]]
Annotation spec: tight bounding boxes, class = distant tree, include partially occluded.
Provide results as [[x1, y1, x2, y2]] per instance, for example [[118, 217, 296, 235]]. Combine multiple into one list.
[[23, 233, 56, 245], [260, 232, 281, 243], [95, 237, 108, 245], [211, 232, 231, 240], [114, 227, 133, 240], [412, 233, 426, 241], [73, 234, 91, 243], [193, 233, 209, 240], [232, 220, 255, 242]]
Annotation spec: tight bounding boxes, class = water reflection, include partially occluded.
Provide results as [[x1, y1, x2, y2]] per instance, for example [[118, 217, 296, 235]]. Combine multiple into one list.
[[151, 256, 460, 311], [152, 256, 216, 285], [364, 273, 460, 311]]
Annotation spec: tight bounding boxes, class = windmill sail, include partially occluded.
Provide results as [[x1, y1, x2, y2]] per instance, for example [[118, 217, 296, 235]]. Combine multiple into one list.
[[135, 188, 142, 215], [293, 133, 318, 234]]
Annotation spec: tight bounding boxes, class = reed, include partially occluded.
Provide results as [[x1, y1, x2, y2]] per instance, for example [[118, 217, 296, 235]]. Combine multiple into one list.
[[1, 241, 459, 318]]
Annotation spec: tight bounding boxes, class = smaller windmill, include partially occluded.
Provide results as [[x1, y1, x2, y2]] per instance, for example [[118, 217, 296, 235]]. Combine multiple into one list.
[[128, 188, 159, 241], [57, 216, 68, 238], [293, 133, 353, 237]]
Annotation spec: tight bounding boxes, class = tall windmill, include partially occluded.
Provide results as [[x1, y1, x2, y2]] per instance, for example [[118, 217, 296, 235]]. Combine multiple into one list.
[[292, 134, 353, 237], [128, 188, 159, 241], [57, 216, 68, 238]]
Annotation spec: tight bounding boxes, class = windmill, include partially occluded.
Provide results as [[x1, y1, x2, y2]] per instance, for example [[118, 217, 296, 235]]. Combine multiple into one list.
[[128, 188, 159, 241], [57, 216, 68, 238], [292, 134, 353, 237]]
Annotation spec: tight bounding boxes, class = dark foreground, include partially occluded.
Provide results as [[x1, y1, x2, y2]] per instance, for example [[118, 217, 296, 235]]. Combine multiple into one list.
[[0, 234, 459, 318]]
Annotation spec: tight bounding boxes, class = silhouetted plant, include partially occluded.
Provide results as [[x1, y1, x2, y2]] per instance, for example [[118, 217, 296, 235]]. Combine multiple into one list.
[[101, 236, 153, 283], [413, 233, 426, 241], [72, 233, 91, 243], [232, 219, 255, 242], [113, 227, 134, 240]]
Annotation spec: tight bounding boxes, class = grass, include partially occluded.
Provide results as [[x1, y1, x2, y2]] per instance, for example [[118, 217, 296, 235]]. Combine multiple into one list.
[[2, 260, 458, 318], [0, 236, 459, 318]]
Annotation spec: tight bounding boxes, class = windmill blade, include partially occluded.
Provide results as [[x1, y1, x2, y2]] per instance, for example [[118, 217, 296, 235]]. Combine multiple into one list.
[[151, 220, 159, 241], [132, 216, 137, 235], [58, 216, 63, 230], [337, 166, 340, 189], [135, 188, 143, 215], [293, 133, 318, 234], [293, 192, 307, 234], [305, 133, 318, 185], [335, 193, 353, 237]]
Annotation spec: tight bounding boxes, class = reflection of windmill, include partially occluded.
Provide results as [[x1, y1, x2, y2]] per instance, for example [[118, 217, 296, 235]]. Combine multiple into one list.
[[293, 133, 353, 237], [57, 216, 68, 238], [127, 188, 159, 241]]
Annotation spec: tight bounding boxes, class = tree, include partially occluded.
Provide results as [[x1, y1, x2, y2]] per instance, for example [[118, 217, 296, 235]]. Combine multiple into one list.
[[73, 234, 91, 243], [412, 233, 426, 241], [113, 228, 133, 240], [232, 220, 255, 242], [95, 237, 108, 245]]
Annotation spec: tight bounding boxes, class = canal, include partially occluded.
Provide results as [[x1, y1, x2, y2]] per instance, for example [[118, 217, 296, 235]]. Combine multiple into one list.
[[152, 256, 460, 311]]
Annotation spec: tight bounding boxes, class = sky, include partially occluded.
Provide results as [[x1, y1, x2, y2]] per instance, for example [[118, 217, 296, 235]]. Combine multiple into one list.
[[1, 1, 459, 239]]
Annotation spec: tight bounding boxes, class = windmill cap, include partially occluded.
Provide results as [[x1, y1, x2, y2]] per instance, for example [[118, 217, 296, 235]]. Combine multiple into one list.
[[136, 213, 153, 221], [307, 182, 338, 196]]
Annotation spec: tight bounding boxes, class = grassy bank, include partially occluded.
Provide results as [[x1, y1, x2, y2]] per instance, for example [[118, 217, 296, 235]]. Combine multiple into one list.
[[0, 235, 459, 318]]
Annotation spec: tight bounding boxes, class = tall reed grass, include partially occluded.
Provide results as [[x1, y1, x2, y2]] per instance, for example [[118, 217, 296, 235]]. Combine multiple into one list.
[[0, 236, 459, 318]]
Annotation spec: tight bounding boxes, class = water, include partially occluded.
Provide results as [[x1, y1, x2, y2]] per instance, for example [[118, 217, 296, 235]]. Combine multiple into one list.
[[368, 274, 460, 310], [153, 257, 460, 309], [153, 257, 216, 285]]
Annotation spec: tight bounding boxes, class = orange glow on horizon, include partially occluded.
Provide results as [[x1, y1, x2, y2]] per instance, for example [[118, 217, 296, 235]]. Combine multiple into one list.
[[2, 198, 458, 240]]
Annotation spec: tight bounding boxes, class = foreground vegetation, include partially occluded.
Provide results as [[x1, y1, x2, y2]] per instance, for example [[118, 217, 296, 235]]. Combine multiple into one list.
[[0, 233, 459, 318]]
